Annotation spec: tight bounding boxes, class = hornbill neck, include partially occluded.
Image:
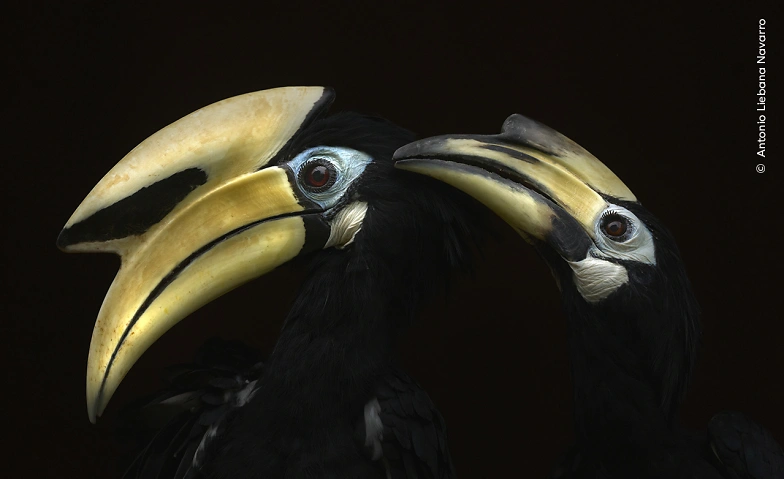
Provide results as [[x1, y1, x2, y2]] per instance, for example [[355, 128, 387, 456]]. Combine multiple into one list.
[[261, 179, 482, 416], [267, 251, 402, 395], [565, 306, 671, 445], [558, 304, 684, 474], [544, 242, 700, 453]]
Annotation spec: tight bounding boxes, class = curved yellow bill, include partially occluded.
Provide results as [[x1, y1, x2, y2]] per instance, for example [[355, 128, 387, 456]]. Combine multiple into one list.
[[58, 87, 334, 422], [394, 114, 635, 260]]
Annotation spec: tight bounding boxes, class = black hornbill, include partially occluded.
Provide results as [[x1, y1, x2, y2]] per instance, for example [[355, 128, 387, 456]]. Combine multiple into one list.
[[57, 86, 483, 478], [394, 115, 784, 478]]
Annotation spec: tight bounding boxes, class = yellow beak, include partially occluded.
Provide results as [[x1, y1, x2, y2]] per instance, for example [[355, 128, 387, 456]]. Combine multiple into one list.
[[394, 114, 635, 260], [58, 86, 334, 422]]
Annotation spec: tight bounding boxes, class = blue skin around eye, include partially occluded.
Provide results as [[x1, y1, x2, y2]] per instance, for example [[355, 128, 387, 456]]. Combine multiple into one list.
[[286, 147, 373, 210]]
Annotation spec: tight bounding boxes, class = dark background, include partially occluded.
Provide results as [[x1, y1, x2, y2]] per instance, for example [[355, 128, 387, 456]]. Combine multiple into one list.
[[4, 2, 781, 477]]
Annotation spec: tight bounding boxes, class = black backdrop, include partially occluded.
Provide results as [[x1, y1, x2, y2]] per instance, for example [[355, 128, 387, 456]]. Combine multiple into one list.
[[5, 2, 781, 477]]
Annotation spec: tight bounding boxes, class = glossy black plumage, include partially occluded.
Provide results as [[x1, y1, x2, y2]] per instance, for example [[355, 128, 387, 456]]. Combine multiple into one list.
[[708, 412, 784, 479], [119, 112, 484, 478], [544, 200, 783, 479], [120, 339, 265, 479]]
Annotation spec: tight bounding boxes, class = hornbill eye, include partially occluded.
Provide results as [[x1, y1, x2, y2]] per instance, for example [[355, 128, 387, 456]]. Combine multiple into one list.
[[600, 213, 630, 241], [299, 158, 337, 192]]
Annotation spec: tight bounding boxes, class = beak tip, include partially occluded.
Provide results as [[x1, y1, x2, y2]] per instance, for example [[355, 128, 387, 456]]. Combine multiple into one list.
[[393, 158, 418, 171], [392, 143, 420, 161], [393, 137, 447, 162], [56, 229, 72, 252], [87, 406, 97, 424], [87, 395, 103, 424]]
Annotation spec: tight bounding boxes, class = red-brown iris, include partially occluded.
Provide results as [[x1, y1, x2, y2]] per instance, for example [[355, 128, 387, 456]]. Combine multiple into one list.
[[305, 164, 330, 188], [299, 159, 337, 192], [601, 213, 629, 240]]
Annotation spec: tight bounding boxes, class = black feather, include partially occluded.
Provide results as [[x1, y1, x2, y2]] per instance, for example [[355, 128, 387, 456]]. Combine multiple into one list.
[[119, 112, 486, 478], [540, 199, 781, 478], [708, 412, 784, 479]]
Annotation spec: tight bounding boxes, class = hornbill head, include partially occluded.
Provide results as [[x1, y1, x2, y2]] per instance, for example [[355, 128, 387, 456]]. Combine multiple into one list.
[[58, 86, 478, 423], [394, 114, 700, 419]]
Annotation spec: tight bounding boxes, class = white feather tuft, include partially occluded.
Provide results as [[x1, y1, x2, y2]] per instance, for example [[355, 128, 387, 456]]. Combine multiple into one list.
[[568, 255, 629, 303], [325, 201, 368, 249]]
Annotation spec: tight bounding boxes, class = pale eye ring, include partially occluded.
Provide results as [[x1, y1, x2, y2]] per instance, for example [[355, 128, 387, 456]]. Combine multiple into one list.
[[299, 158, 337, 193], [600, 212, 632, 242]]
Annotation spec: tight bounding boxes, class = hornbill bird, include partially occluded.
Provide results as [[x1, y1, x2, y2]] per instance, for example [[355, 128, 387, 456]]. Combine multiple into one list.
[[57, 86, 484, 478], [394, 115, 784, 478]]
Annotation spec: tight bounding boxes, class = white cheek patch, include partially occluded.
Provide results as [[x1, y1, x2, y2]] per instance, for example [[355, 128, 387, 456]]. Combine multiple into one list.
[[568, 254, 629, 303], [325, 201, 368, 249]]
